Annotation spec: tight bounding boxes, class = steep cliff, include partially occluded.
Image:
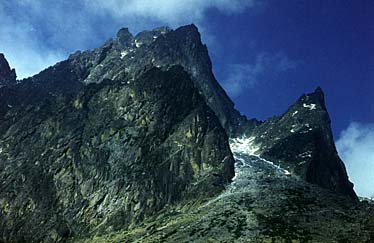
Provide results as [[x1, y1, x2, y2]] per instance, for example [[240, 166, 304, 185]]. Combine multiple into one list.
[[0, 54, 16, 87], [243, 87, 357, 200], [0, 62, 234, 242], [0, 24, 367, 243], [57, 24, 244, 135], [75, 141, 373, 243]]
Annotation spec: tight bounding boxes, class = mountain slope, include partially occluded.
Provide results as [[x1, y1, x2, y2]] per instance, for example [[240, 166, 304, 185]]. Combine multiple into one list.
[[0, 24, 369, 243], [0, 54, 16, 87], [52, 24, 244, 135], [244, 87, 357, 200], [0, 64, 234, 242], [72, 138, 374, 243]]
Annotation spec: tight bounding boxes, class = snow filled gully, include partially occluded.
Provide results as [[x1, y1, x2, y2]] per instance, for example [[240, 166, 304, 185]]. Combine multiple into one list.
[[229, 136, 291, 178]]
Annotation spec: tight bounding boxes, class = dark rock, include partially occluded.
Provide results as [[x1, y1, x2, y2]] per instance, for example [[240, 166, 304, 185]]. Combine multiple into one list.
[[116, 27, 133, 47], [245, 87, 357, 200], [0, 24, 365, 243], [0, 54, 16, 87], [0, 65, 234, 242], [61, 24, 244, 135], [73, 145, 374, 243]]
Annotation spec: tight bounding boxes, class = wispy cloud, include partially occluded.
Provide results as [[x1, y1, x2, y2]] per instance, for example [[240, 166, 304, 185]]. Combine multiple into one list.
[[86, 0, 259, 26], [0, 0, 260, 79], [336, 122, 374, 198], [0, 2, 65, 79], [221, 52, 298, 97]]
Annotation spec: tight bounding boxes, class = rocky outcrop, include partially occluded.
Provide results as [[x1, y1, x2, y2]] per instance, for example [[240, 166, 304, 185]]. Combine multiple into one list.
[[76, 145, 373, 243], [0, 24, 364, 243], [0, 65, 234, 242], [0, 54, 16, 87], [244, 87, 357, 200], [60, 25, 245, 135]]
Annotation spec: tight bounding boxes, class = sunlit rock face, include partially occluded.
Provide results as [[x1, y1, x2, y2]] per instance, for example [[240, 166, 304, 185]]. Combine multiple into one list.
[[61, 24, 245, 135], [243, 87, 357, 200], [0, 24, 363, 243]]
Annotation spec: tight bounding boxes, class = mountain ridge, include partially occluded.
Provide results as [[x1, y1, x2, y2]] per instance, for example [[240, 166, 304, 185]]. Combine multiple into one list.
[[244, 87, 357, 200], [0, 54, 17, 87], [0, 24, 371, 242]]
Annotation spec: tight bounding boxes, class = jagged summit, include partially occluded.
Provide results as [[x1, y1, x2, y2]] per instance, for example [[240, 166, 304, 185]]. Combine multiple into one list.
[[0, 54, 16, 86], [0, 25, 370, 242], [297, 86, 326, 110], [0, 62, 234, 242], [314, 85, 324, 94], [115, 24, 197, 50], [46, 24, 243, 134], [245, 87, 357, 200], [116, 27, 133, 46]]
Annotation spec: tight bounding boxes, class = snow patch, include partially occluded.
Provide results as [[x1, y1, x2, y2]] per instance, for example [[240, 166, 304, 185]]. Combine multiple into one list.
[[298, 151, 312, 158], [230, 136, 291, 176], [120, 51, 129, 59], [230, 136, 260, 156], [292, 110, 298, 117], [303, 103, 317, 110], [284, 170, 292, 176], [135, 40, 142, 48]]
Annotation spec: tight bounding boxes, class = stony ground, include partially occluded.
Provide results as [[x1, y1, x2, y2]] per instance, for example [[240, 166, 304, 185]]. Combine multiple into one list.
[[72, 138, 374, 243]]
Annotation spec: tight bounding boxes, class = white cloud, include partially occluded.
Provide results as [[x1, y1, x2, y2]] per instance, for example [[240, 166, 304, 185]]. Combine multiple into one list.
[[336, 122, 374, 198], [221, 52, 298, 97], [0, 1, 92, 78], [85, 0, 258, 26], [0, 18, 64, 79]]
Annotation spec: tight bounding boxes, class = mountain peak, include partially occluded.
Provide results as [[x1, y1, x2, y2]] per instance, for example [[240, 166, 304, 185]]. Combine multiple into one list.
[[314, 86, 324, 94], [65, 24, 242, 134], [116, 27, 134, 46], [174, 24, 201, 41], [176, 23, 199, 32], [0, 24, 371, 243], [296, 86, 327, 112], [0, 53, 16, 86], [245, 87, 357, 200]]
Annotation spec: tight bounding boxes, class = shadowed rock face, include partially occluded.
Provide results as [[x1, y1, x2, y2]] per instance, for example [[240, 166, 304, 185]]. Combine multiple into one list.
[[0, 25, 363, 243], [245, 87, 357, 200], [51, 24, 245, 135], [0, 65, 234, 242], [0, 54, 16, 87]]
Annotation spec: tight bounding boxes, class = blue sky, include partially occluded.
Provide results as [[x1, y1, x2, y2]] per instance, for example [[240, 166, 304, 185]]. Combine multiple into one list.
[[0, 0, 373, 197]]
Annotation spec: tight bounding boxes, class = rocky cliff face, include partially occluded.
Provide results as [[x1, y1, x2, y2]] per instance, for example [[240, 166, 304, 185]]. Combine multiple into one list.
[[78, 141, 373, 243], [0, 54, 16, 87], [244, 87, 357, 200], [0, 59, 234, 242], [59, 24, 244, 135], [0, 24, 366, 243]]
